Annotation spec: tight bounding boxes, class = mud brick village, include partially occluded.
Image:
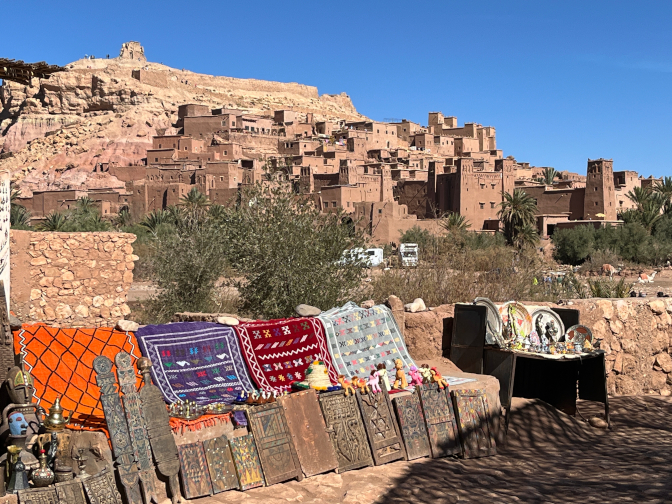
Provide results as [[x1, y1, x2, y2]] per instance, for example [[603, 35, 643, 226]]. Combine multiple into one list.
[[0, 40, 672, 504]]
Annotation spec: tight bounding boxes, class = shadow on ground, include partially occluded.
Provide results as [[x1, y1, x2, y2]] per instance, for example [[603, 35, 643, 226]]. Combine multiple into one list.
[[373, 396, 672, 504]]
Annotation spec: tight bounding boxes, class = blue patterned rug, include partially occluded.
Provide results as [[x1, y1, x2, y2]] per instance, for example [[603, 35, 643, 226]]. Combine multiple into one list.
[[136, 322, 255, 405]]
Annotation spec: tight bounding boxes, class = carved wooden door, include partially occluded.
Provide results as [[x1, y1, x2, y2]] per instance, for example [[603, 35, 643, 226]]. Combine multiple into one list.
[[417, 382, 462, 458], [355, 388, 406, 465], [392, 392, 430, 460], [247, 403, 302, 485], [318, 390, 373, 473], [451, 388, 497, 459]]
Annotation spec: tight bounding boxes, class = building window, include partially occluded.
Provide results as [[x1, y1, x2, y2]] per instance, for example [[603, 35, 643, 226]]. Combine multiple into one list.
[[619, 201, 623, 206], [347, 202, 351, 207], [323, 202, 328, 209], [479, 203, 485, 209], [222, 120, 226, 126], [594, 186, 598, 191], [480, 183, 485, 189], [332, 201, 337, 207], [154, 158, 158, 162], [490, 202, 495, 208], [231, 121, 235, 127], [224, 151, 227, 155], [220, 176, 224, 181], [595, 201, 599, 206], [158, 144, 162, 148], [184, 147, 187, 151], [378, 209, 382, 214]]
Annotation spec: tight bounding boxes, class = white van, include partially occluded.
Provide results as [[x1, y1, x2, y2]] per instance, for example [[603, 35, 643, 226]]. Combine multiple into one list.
[[340, 248, 384, 267], [399, 243, 418, 267]]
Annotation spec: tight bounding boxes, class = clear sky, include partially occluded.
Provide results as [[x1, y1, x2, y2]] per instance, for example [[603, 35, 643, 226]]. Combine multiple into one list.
[[3, 0, 672, 177]]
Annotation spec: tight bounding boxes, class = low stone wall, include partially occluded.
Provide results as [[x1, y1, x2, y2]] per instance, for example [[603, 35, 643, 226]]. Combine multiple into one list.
[[10, 230, 137, 327], [400, 298, 672, 397]]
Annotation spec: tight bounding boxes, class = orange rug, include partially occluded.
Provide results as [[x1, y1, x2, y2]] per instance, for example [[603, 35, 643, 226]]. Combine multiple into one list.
[[14, 323, 142, 432]]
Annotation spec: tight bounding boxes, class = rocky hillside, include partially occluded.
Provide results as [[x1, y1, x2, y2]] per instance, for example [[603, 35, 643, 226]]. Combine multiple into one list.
[[0, 42, 364, 195]]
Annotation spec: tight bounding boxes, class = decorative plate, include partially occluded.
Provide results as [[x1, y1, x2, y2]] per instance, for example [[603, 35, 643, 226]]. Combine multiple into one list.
[[498, 302, 532, 342], [531, 308, 566, 343], [565, 324, 593, 346], [474, 297, 503, 345]]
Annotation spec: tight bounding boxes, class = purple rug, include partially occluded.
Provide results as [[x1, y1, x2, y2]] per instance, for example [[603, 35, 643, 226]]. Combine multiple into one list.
[[136, 322, 255, 405]]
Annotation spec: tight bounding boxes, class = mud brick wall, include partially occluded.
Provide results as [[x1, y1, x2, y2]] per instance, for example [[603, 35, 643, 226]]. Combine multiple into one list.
[[399, 298, 672, 397], [10, 230, 137, 327]]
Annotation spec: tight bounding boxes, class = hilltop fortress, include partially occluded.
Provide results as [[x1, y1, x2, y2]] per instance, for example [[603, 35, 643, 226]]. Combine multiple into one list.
[[1, 43, 661, 242]]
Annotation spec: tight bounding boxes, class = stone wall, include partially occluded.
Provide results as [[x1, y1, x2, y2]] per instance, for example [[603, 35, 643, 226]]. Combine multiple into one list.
[[10, 230, 137, 327], [400, 298, 672, 397]]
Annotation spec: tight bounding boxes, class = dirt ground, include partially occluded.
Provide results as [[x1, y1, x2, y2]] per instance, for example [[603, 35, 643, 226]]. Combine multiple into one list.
[[626, 268, 672, 297], [189, 395, 672, 504]]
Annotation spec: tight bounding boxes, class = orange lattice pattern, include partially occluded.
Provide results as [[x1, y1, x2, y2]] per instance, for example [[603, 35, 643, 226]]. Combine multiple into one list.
[[14, 323, 141, 432]]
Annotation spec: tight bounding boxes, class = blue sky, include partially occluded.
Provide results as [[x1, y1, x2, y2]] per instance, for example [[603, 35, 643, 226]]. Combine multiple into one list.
[[3, 0, 672, 177]]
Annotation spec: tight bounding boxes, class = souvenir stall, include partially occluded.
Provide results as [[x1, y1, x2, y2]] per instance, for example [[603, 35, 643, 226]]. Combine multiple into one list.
[[450, 298, 609, 432], [0, 301, 498, 503]]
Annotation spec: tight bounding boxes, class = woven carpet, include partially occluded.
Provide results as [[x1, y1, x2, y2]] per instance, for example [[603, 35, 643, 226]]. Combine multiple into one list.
[[234, 317, 337, 393], [14, 323, 141, 432], [136, 322, 255, 405], [319, 302, 416, 380]]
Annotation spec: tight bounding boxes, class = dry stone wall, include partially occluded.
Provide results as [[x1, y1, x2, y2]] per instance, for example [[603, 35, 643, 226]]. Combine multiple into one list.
[[399, 298, 672, 397], [10, 230, 137, 327]]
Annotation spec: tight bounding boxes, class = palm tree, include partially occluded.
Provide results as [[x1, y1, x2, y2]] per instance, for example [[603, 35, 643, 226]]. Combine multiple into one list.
[[512, 223, 539, 249], [626, 186, 652, 211], [10, 204, 31, 228], [180, 188, 210, 210], [113, 208, 133, 228], [439, 212, 471, 232], [654, 176, 672, 214], [37, 212, 68, 231], [139, 209, 171, 235], [75, 196, 96, 213], [542, 167, 557, 186], [498, 189, 539, 247]]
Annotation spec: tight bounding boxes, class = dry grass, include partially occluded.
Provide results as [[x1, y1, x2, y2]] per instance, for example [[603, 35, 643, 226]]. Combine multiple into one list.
[[367, 236, 580, 305]]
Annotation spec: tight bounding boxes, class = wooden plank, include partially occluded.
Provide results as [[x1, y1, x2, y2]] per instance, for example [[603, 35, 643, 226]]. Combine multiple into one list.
[[278, 389, 338, 477], [451, 388, 497, 459], [417, 382, 462, 458], [247, 403, 302, 485], [392, 392, 431, 460]]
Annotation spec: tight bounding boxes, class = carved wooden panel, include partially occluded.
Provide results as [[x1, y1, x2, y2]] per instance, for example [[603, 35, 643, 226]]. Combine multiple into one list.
[[92, 356, 142, 504], [177, 442, 213, 498], [451, 388, 497, 459], [204, 436, 239, 493], [55, 479, 87, 504], [115, 352, 157, 504], [82, 469, 124, 504], [18, 488, 57, 504], [355, 386, 406, 465], [417, 383, 462, 458], [278, 389, 338, 477], [138, 360, 182, 504], [228, 433, 264, 491], [247, 403, 302, 485], [318, 390, 373, 473], [392, 392, 430, 460]]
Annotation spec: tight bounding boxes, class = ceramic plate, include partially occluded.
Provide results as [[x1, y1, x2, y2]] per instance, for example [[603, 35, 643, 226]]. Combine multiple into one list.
[[474, 297, 503, 345], [531, 308, 566, 343], [565, 324, 593, 346], [498, 302, 532, 342]]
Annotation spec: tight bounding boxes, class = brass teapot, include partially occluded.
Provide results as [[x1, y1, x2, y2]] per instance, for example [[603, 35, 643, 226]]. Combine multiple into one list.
[[42, 398, 70, 432]]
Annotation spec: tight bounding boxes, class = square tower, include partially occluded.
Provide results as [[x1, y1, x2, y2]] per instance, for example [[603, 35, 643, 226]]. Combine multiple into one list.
[[584, 158, 617, 220]]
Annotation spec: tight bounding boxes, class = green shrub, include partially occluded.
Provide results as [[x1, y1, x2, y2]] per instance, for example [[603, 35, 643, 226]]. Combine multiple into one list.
[[551, 225, 595, 265]]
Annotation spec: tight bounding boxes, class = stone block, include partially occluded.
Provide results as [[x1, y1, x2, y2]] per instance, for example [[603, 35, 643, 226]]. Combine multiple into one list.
[[650, 300, 666, 315], [30, 257, 47, 266], [73, 267, 91, 279], [30, 289, 42, 301], [92, 296, 104, 308], [75, 305, 89, 318]]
